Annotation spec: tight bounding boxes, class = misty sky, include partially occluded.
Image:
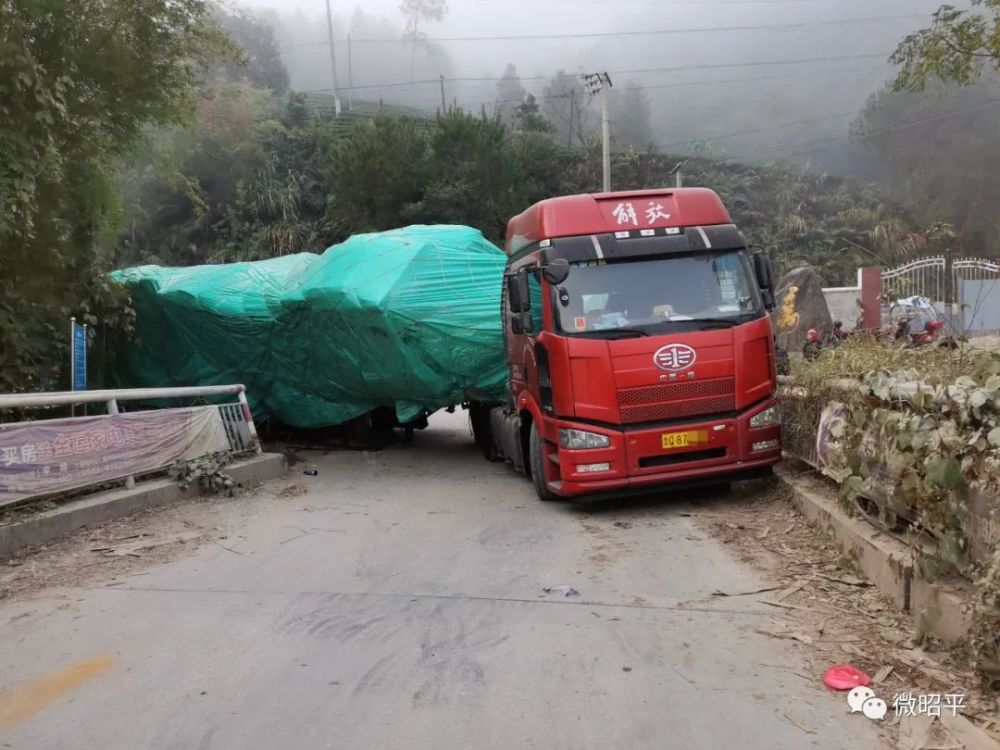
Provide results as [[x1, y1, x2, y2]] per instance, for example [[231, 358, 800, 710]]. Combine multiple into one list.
[[235, 0, 953, 170]]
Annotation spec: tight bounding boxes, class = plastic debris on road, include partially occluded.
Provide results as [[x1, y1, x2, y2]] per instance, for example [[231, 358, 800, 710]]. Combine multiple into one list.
[[543, 585, 580, 597], [109, 226, 508, 428], [822, 664, 871, 690]]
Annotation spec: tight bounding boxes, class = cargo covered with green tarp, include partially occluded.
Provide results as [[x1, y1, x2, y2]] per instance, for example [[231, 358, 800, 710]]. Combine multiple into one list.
[[109, 226, 508, 428]]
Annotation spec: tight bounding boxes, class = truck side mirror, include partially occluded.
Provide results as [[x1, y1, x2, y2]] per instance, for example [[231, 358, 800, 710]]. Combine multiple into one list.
[[753, 252, 776, 310], [510, 312, 533, 334], [506, 272, 530, 313], [542, 259, 570, 285]]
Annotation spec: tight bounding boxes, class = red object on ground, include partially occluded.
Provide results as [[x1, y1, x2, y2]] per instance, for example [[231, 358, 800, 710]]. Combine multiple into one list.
[[823, 664, 871, 690]]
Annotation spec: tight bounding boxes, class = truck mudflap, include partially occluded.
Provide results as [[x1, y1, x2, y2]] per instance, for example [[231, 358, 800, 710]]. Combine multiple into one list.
[[488, 407, 527, 474]]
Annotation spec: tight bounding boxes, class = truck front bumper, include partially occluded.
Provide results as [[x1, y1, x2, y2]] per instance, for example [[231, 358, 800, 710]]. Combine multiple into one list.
[[547, 400, 781, 499]]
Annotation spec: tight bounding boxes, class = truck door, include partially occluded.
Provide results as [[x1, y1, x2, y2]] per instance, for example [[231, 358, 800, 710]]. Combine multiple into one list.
[[504, 267, 543, 405]]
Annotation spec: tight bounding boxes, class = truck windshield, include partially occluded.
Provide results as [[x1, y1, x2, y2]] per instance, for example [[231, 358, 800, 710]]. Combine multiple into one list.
[[553, 251, 761, 336]]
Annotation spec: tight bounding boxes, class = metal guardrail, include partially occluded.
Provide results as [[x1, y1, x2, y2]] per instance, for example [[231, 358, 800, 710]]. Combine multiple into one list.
[[777, 374, 927, 468], [0, 385, 260, 496], [777, 377, 820, 468], [0, 384, 250, 410]]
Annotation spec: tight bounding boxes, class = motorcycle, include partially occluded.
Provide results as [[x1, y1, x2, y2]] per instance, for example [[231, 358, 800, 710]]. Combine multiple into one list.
[[802, 320, 850, 360], [894, 316, 954, 348]]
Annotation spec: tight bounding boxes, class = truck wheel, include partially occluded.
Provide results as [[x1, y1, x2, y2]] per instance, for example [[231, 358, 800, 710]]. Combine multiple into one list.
[[529, 422, 557, 502]]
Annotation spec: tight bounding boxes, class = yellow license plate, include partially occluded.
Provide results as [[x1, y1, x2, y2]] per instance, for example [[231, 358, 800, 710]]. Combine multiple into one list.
[[661, 430, 707, 450]]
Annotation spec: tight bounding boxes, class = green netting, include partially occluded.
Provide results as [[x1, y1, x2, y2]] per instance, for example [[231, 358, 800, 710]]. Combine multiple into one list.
[[109, 225, 508, 427]]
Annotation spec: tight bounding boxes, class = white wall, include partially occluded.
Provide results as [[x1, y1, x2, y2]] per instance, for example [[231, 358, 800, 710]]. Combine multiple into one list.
[[823, 269, 863, 328], [823, 288, 860, 327]]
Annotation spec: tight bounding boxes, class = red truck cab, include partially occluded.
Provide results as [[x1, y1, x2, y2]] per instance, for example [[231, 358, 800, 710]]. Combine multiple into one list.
[[471, 188, 781, 501]]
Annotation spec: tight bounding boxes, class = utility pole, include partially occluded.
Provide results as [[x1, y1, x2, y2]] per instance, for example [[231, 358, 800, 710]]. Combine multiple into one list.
[[323, 0, 341, 116], [567, 94, 575, 148], [347, 33, 353, 111], [584, 72, 612, 192], [440, 75, 447, 112], [670, 161, 685, 188]]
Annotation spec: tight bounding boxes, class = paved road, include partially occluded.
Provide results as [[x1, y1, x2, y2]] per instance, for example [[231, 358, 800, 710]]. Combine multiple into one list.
[[0, 411, 882, 749]]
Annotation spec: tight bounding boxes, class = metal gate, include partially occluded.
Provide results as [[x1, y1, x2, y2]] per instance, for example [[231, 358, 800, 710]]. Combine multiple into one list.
[[880, 256, 1000, 332]]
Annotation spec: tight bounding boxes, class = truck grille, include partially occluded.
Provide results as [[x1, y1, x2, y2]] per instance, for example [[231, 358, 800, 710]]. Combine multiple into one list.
[[617, 377, 736, 424]]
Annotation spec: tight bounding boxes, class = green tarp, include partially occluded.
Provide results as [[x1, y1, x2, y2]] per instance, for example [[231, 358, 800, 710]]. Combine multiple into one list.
[[110, 225, 508, 428]]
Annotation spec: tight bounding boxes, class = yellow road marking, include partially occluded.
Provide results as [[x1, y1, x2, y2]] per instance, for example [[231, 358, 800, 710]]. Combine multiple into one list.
[[0, 654, 115, 731]]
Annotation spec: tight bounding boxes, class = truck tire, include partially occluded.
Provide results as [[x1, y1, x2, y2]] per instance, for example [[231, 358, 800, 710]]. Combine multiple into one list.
[[529, 421, 557, 502]]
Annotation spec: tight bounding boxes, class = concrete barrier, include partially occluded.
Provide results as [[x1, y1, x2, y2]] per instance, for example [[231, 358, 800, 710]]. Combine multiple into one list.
[[776, 463, 972, 646], [0, 453, 286, 559]]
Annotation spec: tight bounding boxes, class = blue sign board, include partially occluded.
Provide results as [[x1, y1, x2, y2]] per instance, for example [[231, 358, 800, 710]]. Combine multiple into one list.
[[71, 320, 87, 392]]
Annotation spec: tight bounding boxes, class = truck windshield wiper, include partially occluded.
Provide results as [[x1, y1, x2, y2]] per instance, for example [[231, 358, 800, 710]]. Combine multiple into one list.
[[691, 319, 738, 330], [590, 327, 650, 338]]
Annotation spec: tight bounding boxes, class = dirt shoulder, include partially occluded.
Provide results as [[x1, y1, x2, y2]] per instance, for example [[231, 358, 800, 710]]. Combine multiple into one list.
[[0, 478, 308, 601], [693, 478, 1000, 747]]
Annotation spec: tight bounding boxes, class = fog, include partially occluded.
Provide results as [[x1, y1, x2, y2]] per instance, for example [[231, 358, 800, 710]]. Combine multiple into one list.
[[234, 0, 948, 173]]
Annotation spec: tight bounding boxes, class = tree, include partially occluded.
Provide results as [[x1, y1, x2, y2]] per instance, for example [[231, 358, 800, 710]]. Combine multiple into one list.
[[541, 72, 592, 147], [853, 79, 1000, 257], [212, 6, 290, 94], [892, 1, 1000, 91], [514, 95, 554, 135], [328, 116, 430, 234], [0, 0, 227, 391], [400, 0, 448, 80], [613, 81, 653, 150], [117, 87, 336, 266], [495, 64, 528, 125]]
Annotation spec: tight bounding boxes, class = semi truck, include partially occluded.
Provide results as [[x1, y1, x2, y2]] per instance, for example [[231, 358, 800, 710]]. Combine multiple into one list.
[[469, 187, 782, 501]]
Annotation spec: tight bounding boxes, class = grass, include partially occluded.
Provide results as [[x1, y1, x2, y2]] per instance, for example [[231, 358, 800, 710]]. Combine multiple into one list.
[[790, 335, 995, 388]]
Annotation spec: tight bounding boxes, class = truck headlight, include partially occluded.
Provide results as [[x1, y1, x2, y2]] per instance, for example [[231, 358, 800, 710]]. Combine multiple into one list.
[[750, 405, 779, 429], [559, 428, 610, 450]]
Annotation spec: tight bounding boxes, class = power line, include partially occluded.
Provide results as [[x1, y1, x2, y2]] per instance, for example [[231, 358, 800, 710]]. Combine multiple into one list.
[[285, 14, 924, 46], [595, 52, 892, 81], [657, 82, 980, 148], [733, 98, 1000, 162], [621, 63, 883, 93], [300, 89, 1000, 166], [300, 51, 893, 95], [298, 63, 884, 116], [477, 0, 899, 4], [662, 110, 859, 149], [371, 66, 880, 115]]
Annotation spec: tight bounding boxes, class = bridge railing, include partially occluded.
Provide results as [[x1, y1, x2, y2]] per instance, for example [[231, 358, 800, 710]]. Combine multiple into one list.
[[0, 385, 260, 508]]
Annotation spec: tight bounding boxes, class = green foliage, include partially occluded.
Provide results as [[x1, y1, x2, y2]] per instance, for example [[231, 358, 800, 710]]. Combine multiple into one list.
[[794, 341, 1000, 682], [854, 79, 1000, 258], [891, 1, 1000, 91], [0, 0, 227, 393], [328, 115, 431, 236], [514, 95, 555, 135], [211, 6, 290, 94], [328, 109, 579, 242], [169, 450, 237, 494], [118, 87, 334, 264]]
